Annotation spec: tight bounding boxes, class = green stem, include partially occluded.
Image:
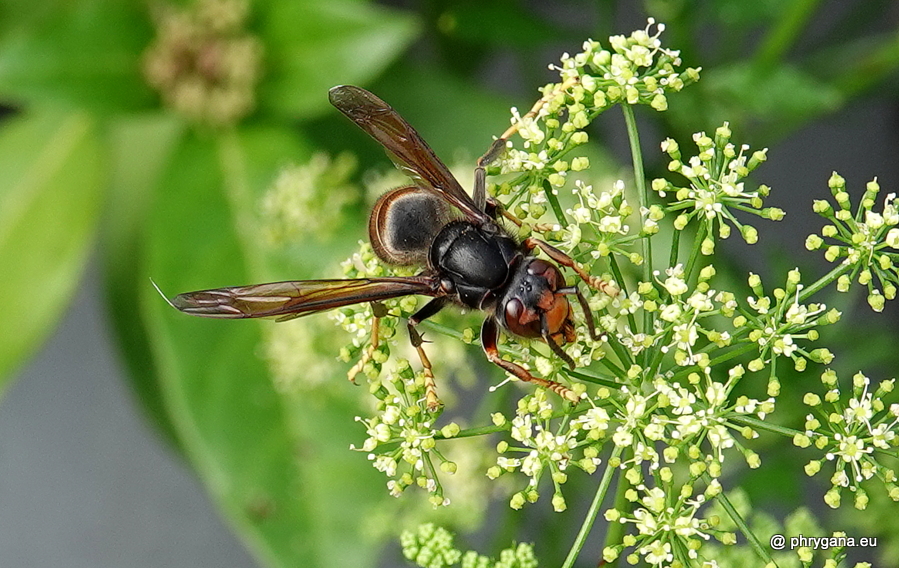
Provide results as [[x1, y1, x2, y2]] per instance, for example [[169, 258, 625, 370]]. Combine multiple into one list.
[[602, 454, 631, 555], [607, 255, 638, 334], [683, 223, 708, 284], [669, 342, 757, 382], [544, 179, 568, 225], [561, 445, 623, 568], [565, 369, 622, 389], [709, 478, 776, 565], [799, 263, 852, 302], [621, 103, 655, 373], [605, 252, 628, 291], [620, 104, 651, 286], [419, 319, 468, 341], [596, 355, 629, 380], [669, 224, 681, 268], [729, 414, 802, 439], [437, 422, 509, 439]]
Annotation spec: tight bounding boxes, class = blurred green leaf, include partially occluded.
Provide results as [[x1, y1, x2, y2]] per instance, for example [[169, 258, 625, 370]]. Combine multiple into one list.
[[0, 0, 68, 36], [671, 61, 843, 139], [751, 0, 823, 69], [0, 0, 154, 111], [811, 30, 899, 98], [256, 0, 419, 118], [0, 109, 103, 393], [698, 0, 785, 25], [103, 112, 185, 447], [438, 1, 563, 47], [143, 126, 384, 568], [371, 65, 514, 159]]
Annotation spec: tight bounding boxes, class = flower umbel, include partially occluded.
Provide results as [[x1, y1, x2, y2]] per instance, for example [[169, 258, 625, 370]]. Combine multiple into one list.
[[798, 370, 899, 510], [807, 174, 899, 311], [653, 123, 779, 252], [487, 391, 605, 512], [260, 153, 357, 244], [602, 476, 734, 567], [401, 523, 538, 568], [352, 360, 457, 507]]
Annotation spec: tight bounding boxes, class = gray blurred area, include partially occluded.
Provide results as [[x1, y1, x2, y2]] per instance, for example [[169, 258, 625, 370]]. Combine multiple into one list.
[[0, 263, 257, 568]]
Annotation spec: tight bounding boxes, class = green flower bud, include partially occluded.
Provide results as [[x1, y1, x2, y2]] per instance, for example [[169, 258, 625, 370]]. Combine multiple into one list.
[[828, 172, 846, 192]]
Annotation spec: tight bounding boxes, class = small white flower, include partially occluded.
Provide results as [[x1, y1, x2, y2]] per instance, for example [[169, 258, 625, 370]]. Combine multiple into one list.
[[886, 227, 899, 248], [845, 395, 874, 424], [641, 540, 672, 565], [659, 303, 682, 322], [511, 415, 533, 443], [870, 423, 896, 449], [598, 215, 623, 233], [686, 291, 714, 312], [865, 210, 885, 229], [571, 205, 592, 224], [612, 428, 634, 447], [574, 407, 611, 432], [664, 276, 689, 296], [497, 456, 522, 470], [704, 382, 727, 407]]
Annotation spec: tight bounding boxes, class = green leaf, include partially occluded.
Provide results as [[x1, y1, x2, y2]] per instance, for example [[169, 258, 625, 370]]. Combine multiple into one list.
[[102, 112, 185, 448], [0, 0, 155, 111], [438, 0, 564, 47], [256, 0, 419, 119], [0, 0, 68, 36], [810, 30, 899, 99], [672, 61, 843, 139], [0, 109, 103, 393], [143, 126, 384, 568], [370, 66, 514, 159]]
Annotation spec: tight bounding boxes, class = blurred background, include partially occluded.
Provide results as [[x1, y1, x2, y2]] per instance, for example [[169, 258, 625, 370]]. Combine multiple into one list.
[[2, 0, 899, 566]]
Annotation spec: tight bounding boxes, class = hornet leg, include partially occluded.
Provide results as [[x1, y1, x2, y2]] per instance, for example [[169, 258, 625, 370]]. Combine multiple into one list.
[[408, 297, 450, 411], [557, 285, 601, 341], [473, 77, 580, 212], [481, 317, 581, 404], [524, 237, 619, 297], [347, 301, 388, 382]]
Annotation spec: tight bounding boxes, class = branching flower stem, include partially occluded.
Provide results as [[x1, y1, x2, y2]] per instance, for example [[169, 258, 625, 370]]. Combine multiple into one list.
[[603, 456, 632, 557], [798, 263, 853, 303], [544, 179, 569, 225], [669, 343, 757, 383], [730, 414, 801, 438], [621, 104, 653, 339], [708, 475, 776, 565], [561, 445, 623, 568]]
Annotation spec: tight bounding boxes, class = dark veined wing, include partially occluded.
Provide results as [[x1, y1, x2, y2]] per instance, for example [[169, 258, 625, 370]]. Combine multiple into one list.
[[165, 277, 439, 322], [329, 85, 491, 224]]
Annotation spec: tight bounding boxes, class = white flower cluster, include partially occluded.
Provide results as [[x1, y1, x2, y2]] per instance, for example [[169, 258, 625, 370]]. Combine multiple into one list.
[[260, 153, 357, 245], [488, 391, 604, 512], [798, 370, 899, 510], [808, 174, 899, 311], [603, 476, 733, 567], [351, 361, 462, 507], [654, 123, 778, 253]]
